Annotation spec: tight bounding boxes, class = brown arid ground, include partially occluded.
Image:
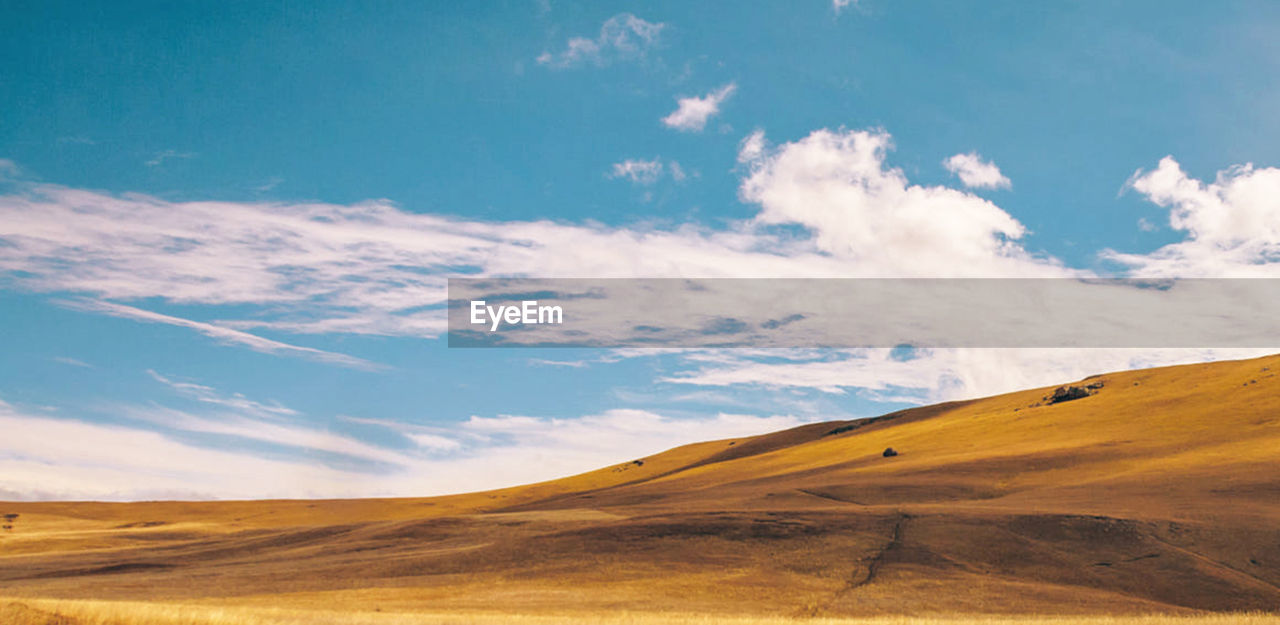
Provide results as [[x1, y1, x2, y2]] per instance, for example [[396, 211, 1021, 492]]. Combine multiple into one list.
[[3, 354, 1280, 624]]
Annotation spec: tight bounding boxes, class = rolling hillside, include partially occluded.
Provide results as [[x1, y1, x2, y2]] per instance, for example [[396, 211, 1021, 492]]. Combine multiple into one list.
[[3, 354, 1280, 618]]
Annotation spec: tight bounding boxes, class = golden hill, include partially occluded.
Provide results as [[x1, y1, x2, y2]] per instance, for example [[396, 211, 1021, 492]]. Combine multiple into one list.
[[2, 354, 1280, 619]]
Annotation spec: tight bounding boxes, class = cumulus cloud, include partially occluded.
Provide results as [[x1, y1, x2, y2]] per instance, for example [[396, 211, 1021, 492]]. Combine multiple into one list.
[[662, 83, 737, 132], [537, 13, 664, 68], [944, 152, 1012, 190], [1104, 156, 1280, 276], [741, 129, 1065, 277], [644, 148, 1280, 417], [832, 0, 856, 13]]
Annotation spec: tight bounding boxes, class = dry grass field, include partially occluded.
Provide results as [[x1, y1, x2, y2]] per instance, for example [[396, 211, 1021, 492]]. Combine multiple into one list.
[[2, 600, 1279, 625], [3, 355, 1280, 622]]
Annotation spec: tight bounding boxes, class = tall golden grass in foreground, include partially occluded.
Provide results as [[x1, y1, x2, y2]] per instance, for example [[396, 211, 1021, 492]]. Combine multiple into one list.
[[5, 599, 1280, 625]]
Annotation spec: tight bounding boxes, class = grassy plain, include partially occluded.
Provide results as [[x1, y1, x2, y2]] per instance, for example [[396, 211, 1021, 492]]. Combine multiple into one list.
[[3, 355, 1280, 621], [3, 599, 1280, 625]]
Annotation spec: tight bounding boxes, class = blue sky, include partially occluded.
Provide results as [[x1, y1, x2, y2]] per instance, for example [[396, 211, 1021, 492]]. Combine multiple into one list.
[[3, 1, 1280, 499]]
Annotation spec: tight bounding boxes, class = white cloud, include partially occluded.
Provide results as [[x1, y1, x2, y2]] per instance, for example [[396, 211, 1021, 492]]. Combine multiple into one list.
[[122, 403, 415, 470], [404, 432, 465, 451], [662, 83, 737, 132], [537, 13, 664, 68], [1104, 156, 1280, 276], [944, 152, 1012, 190], [832, 0, 856, 13], [609, 158, 687, 185], [0, 393, 400, 500], [0, 395, 806, 501], [0, 407, 361, 501], [644, 145, 1280, 417], [737, 129, 766, 164], [148, 370, 298, 418], [338, 414, 468, 452], [741, 129, 1066, 277], [0, 183, 845, 341], [58, 299, 378, 370], [609, 158, 665, 184]]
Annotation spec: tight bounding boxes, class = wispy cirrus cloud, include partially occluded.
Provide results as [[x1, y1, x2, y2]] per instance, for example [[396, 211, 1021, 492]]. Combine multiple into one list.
[[147, 369, 298, 417], [340, 415, 467, 452], [123, 403, 413, 472], [662, 83, 736, 132], [56, 299, 379, 370], [0, 403, 356, 501], [0, 183, 842, 340], [51, 356, 94, 368], [0, 386, 807, 500], [537, 13, 664, 69]]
